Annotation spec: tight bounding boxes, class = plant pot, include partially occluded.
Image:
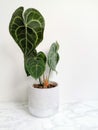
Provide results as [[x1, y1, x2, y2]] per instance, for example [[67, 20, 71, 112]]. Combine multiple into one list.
[[28, 82, 59, 117]]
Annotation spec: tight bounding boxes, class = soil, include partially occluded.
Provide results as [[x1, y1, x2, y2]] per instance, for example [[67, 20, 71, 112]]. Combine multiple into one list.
[[33, 82, 58, 89]]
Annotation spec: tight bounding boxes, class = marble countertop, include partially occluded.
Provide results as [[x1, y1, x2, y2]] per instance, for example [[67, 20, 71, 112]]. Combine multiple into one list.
[[0, 101, 98, 130]]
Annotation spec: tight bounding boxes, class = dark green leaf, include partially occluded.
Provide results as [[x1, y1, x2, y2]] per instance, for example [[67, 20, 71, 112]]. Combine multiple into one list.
[[37, 51, 46, 63], [24, 49, 37, 76], [25, 55, 45, 79], [9, 7, 45, 56]]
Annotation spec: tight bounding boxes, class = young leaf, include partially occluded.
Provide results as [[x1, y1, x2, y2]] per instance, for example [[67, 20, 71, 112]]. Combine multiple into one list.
[[47, 42, 60, 71], [9, 7, 45, 56]]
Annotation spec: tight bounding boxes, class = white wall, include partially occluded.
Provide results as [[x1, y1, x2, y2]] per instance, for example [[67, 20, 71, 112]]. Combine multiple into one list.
[[0, 0, 98, 102]]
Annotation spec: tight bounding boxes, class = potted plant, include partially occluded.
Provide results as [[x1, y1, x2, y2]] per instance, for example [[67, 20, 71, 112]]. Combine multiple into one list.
[[9, 6, 60, 117]]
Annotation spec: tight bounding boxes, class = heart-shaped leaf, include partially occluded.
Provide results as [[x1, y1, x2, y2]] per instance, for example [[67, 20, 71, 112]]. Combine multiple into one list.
[[47, 42, 60, 71], [24, 49, 37, 76], [25, 54, 46, 79], [9, 7, 45, 56], [37, 51, 46, 63]]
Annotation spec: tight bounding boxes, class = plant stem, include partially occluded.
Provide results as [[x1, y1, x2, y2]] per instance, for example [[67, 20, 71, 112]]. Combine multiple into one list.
[[48, 68, 51, 81], [39, 77, 42, 85]]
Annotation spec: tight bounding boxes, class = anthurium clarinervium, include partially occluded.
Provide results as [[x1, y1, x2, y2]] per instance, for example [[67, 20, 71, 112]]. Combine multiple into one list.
[[9, 7, 45, 55], [25, 52, 46, 79], [9, 6, 60, 86]]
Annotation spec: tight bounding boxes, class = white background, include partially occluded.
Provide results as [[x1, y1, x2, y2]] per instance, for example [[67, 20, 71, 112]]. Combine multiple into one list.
[[0, 0, 98, 102]]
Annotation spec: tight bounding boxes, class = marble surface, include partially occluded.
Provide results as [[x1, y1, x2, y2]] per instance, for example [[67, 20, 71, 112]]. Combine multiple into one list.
[[0, 101, 98, 130]]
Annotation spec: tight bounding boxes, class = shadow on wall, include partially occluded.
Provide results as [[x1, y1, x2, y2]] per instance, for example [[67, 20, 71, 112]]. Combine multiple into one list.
[[0, 42, 34, 101]]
